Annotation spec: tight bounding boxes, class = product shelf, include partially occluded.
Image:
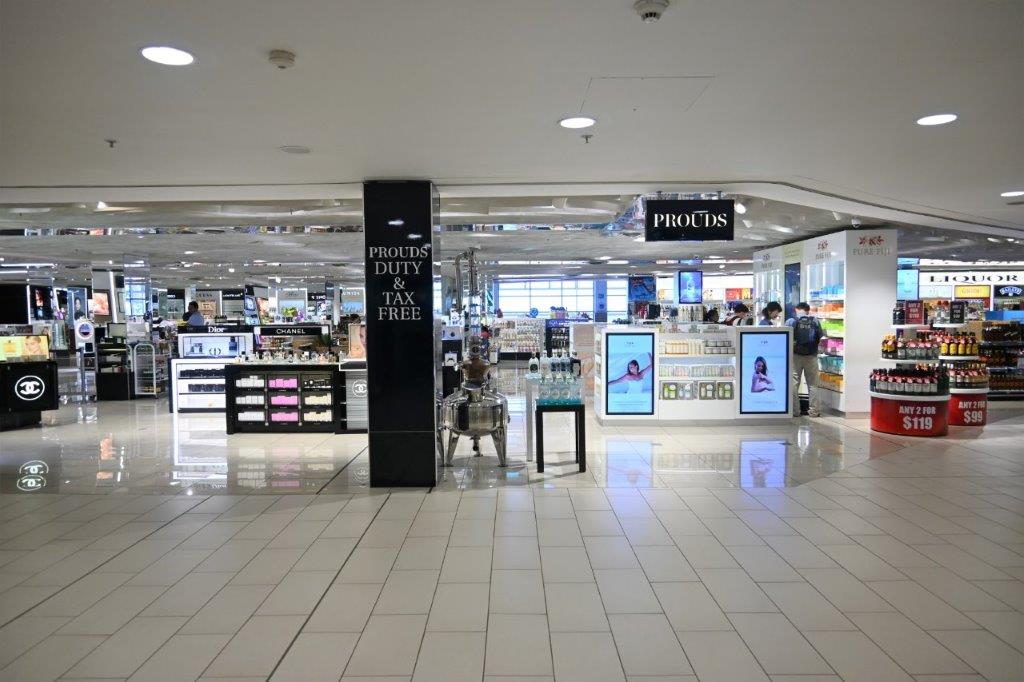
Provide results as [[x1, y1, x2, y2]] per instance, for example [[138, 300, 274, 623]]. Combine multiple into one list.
[[880, 357, 940, 365], [932, 323, 966, 329], [939, 355, 980, 362], [949, 387, 989, 395], [868, 390, 949, 402], [891, 324, 929, 330]]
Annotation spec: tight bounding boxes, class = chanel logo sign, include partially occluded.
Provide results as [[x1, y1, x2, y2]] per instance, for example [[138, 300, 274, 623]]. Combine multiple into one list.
[[14, 375, 45, 401]]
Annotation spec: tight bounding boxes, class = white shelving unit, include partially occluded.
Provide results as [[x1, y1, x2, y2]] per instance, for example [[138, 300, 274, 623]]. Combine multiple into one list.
[[754, 228, 898, 415]]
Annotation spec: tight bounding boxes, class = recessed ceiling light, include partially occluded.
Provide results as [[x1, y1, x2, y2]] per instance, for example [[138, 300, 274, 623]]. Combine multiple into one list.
[[95, 201, 107, 210], [558, 116, 596, 129], [140, 46, 195, 66], [184, 250, 195, 255], [1000, 190, 1024, 198], [771, 225, 794, 233], [734, 201, 747, 215], [987, 237, 1001, 243], [597, 255, 613, 261], [719, 264, 726, 269], [916, 113, 957, 126], [279, 145, 311, 154]]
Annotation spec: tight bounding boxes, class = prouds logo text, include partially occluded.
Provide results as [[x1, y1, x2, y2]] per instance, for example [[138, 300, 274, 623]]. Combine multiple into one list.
[[14, 375, 45, 401]]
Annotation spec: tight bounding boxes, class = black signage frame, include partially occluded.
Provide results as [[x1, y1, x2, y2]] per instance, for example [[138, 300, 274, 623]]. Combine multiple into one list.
[[644, 199, 734, 242]]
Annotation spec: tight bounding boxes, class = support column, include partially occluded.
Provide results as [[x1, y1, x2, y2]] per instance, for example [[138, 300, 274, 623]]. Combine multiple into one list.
[[363, 181, 440, 486]]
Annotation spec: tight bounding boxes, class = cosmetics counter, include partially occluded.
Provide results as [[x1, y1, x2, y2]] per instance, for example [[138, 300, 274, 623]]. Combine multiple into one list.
[[170, 326, 255, 413], [594, 324, 793, 424], [494, 318, 544, 360], [0, 334, 59, 430], [224, 360, 366, 434]]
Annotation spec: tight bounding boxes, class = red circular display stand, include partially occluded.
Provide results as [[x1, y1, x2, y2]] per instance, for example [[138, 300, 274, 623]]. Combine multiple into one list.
[[870, 391, 949, 437], [947, 388, 988, 426]]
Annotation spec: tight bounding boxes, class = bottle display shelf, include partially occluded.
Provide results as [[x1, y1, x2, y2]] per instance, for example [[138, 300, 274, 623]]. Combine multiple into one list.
[[948, 387, 989, 395], [932, 323, 967, 329], [891, 324, 929, 330], [880, 357, 939, 365], [939, 355, 980, 361], [869, 390, 950, 402]]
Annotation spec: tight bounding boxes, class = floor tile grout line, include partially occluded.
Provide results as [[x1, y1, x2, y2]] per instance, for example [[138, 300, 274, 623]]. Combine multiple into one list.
[[221, 491, 393, 681], [121, 495, 325, 680], [0, 493, 213, 630], [312, 445, 367, 495]]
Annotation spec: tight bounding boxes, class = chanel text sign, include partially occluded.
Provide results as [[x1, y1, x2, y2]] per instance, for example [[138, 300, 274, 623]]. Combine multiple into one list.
[[645, 199, 734, 242]]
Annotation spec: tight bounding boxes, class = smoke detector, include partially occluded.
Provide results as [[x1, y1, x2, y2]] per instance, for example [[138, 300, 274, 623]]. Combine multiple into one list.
[[268, 49, 296, 69], [634, 0, 669, 22]]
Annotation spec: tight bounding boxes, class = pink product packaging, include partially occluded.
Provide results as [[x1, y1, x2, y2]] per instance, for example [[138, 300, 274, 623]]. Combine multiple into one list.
[[270, 411, 299, 422], [270, 395, 298, 406], [269, 378, 299, 389]]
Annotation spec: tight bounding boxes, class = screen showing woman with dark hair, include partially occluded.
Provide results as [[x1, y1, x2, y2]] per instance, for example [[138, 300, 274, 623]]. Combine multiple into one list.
[[750, 355, 775, 393], [31, 286, 54, 320]]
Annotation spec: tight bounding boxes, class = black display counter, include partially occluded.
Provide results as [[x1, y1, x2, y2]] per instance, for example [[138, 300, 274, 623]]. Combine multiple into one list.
[[224, 362, 367, 435], [0, 361, 59, 430]]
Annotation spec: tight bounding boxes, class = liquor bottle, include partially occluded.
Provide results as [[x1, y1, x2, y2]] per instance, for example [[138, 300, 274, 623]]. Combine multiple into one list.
[[540, 352, 551, 378], [528, 353, 539, 374]]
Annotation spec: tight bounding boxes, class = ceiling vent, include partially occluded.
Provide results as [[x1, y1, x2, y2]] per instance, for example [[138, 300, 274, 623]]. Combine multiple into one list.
[[634, 0, 669, 22]]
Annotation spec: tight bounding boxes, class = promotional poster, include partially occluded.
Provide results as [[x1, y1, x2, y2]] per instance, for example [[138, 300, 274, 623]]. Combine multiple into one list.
[[67, 287, 89, 320], [605, 333, 655, 415], [627, 276, 657, 304], [740, 331, 790, 414], [784, 263, 801, 321], [677, 271, 703, 304]]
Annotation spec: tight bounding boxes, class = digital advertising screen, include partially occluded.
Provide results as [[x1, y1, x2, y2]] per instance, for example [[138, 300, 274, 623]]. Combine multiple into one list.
[[739, 440, 788, 488], [605, 332, 655, 415], [897, 269, 919, 301], [784, 263, 801, 321], [739, 331, 790, 415], [29, 286, 54, 320], [89, 291, 110, 316], [627, 276, 657, 304], [243, 295, 257, 313], [677, 271, 703, 304]]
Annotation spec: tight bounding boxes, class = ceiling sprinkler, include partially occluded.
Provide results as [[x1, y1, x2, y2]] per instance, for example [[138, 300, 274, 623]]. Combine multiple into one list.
[[634, 0, 669, 23]]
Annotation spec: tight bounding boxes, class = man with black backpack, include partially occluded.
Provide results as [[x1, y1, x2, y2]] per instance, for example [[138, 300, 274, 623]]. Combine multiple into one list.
[[786, 302, 824, 417]]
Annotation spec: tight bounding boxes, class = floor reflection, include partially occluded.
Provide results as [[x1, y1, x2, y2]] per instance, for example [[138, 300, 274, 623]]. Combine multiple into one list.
[[5, 367, 1016, 496]]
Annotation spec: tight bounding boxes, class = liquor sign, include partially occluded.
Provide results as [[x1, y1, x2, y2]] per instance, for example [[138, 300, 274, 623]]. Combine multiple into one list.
[[953, 285, 992, 299], [904, 300, 925, 326], [922, 271, 1024, 285], [644, 200, 734, 242]]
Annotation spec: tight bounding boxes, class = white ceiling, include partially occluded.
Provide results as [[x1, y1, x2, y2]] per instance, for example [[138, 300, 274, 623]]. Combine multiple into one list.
[[1, 0, 1022, 233]]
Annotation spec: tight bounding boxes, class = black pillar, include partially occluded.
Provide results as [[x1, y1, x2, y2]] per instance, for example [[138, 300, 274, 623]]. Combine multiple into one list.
[[363, 181, 439, 486]]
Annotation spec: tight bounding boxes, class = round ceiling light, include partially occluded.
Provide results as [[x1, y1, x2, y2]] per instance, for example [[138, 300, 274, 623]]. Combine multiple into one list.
[[916, 113, 957, 126], [1000, 190, 1024, 198], [140, 46, 195, 66], [558, 116, 596, 130], [279, 145, 311, 154]]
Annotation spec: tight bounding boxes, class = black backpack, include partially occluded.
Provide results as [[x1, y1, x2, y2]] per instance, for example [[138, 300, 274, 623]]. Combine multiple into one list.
[[793, 316, 820, 355]]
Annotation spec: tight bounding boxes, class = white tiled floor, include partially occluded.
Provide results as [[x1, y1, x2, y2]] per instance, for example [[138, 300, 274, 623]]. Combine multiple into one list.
[[1, 386, 1024, 679]]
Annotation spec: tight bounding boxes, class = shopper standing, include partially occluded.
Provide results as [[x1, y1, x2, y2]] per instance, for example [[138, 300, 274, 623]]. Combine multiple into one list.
[[759, 301, 783, 326], [786, 302, 823, 417], [184, 301, 205, 326]]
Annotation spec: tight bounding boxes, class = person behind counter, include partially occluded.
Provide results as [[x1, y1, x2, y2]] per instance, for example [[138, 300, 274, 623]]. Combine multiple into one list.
[[183, 301, 205, 326], [758, 301, 783, 326], [724, 303, 751, 326], [703, 307, 720, 323]]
